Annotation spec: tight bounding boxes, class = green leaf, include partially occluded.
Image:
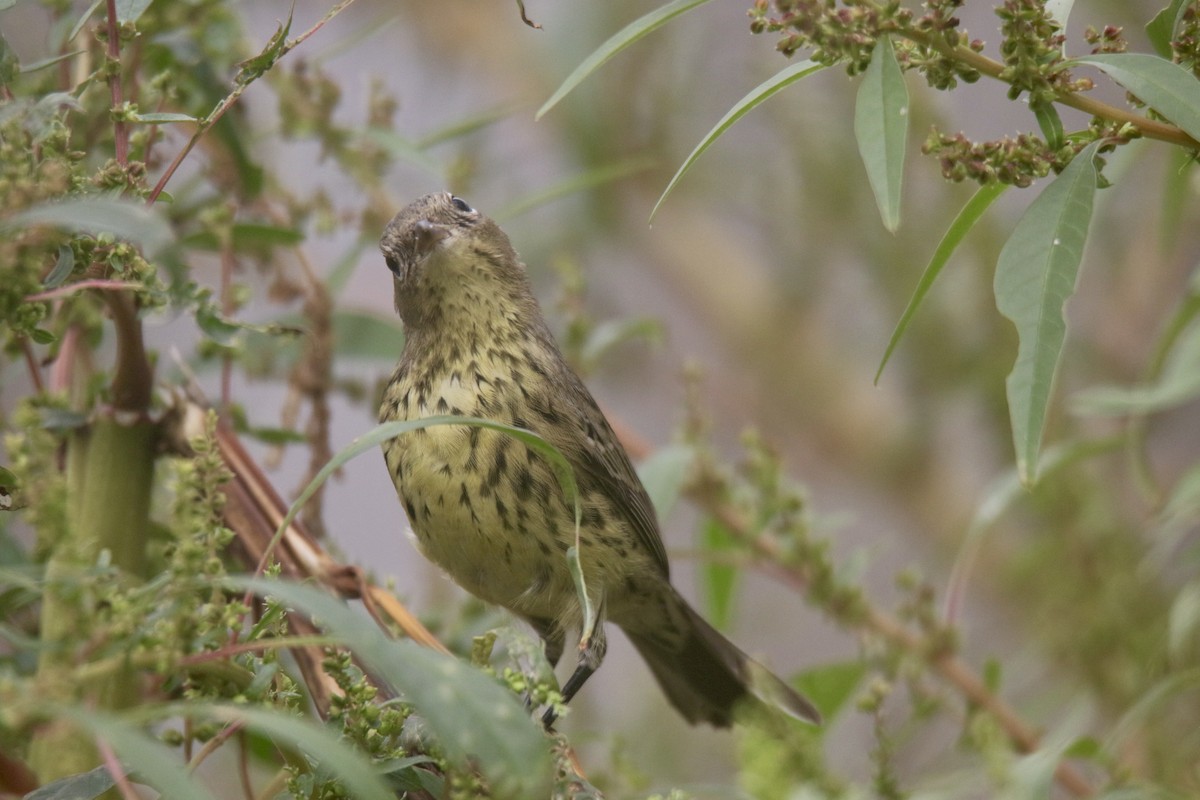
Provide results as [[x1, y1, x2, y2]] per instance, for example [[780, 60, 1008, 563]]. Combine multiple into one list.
[[1168, 580, 1200, 662], [20, 50, 86, 74], [876, 181, 1007, 383], [0, 465, 16, 487], [115, 0, 154, 23], [537, 0, 714, 119], [700, 516, 738, 629], [1031, 98, 1064, 150], [130, 111, 198, 124], [650, 59, 824, 221], [233, 578, 552, 799], [854, 36, 908, 232], [580, 316, 662, 369], [1043, 0, 1075, 28], [2, 197, 174, 257], [635, 443, 695, 519], [234, 10, 292, 86], [67, 0, 103, 43], [1146, 0, 1191, 58], [360, 128, 442, 174], [1072, 315, 1200, 415], [491, 157, 655, 222], [790, 661, 866, 721], [332, 309, 405, 361], [44, 244, 75, 288], [325, 238, 370, 298], [995, 142, 1100, 485], [28, 328, 56, 344], [23, 765, 117, 800], [415, 104, 521, 150], [62, 709, 219, 800], [1070, 54, 1200, 143]]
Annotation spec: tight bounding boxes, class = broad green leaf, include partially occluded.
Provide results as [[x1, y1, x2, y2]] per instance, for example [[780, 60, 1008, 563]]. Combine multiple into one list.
[[63, 709, 218, 800], [24, 765, 117, 800], [2, 197, 174, 257], [1072, 316, 1200, 415], [790, 661, 866, 721], [332, 309, 404, 361], [700, 516, 738, 629], [199, 704, 394, 800], [995, 141, 1101, 485], [854, 36, 908, 232], [1070, 54, 1200, 143], [650, 59, 824, 221], [1146, 0, 1191, 58], [491, 157, 655, 222], [876, 181, 1007, 383], [44, 244, 75, 288], [537, 0, 713, 120], [115, 0, 154, 23], [233, 578, 553, 799], [635, 443, 695, 519]]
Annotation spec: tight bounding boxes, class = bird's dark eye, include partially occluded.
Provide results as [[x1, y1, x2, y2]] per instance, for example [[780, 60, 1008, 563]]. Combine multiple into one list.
[[384, 254, 401, 276], [450, 195, 473, 213]]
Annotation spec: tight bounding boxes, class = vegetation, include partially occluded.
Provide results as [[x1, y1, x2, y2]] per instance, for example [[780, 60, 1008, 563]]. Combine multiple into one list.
[[2, 0, 1199, 797]]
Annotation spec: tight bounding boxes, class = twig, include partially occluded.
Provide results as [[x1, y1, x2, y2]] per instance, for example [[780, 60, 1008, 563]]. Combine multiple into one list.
[[146, 0, 360, 205], [19, 338, 45, 394], [103, 0, 129, 167], [95, 739, 139, 800]]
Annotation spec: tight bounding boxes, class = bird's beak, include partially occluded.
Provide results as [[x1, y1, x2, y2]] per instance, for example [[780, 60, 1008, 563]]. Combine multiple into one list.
[[414, 219, 450, 261]]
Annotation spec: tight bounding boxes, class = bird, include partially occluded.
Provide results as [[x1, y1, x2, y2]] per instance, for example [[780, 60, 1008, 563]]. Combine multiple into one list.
[[377, 191, 820, 728]]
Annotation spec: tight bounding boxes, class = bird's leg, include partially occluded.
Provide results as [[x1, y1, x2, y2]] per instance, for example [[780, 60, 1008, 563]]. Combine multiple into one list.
[[542, 596, 606, 728]]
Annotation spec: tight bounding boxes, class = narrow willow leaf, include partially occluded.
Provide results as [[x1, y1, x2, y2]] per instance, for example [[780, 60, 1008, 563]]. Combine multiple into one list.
[[650, 59, 824, 221], [1072, 316, 1200, 415], [1146, 0, 1191, 58], [44, 244, 75, 288], [492, 157, 655, 222], [67, 0, 103, 43], [19, 50, 85, 74], [3, 198, 173, 257], [131, 112, 198, 124], [24, 765, 117, 800], [416, 104, 521, 150], [701, 516, 738, 629], [63, 710, 218, 800], [995, 142, 1101, 485], [1031, 99, 1064, 150], [115, 0, 154, 22], [234, 578, 553, 799], [876, 181, 1007, 383], [1070, 54, 1200, 142], [854, 36, 908, 232], [537, 0, 713, 120]]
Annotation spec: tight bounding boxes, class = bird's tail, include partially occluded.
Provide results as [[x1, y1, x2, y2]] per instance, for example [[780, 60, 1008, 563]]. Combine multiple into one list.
[[625, 594, 821, 727]]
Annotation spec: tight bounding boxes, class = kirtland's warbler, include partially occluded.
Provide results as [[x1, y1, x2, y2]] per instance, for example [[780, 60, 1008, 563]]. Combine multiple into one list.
[[378, 192, 820, 728]]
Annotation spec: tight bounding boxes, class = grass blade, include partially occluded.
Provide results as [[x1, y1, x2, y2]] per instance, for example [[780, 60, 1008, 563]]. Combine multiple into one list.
[[650, 59, 824, 221], [875, 181, 1007, 383], [536, 0, 714, 120]]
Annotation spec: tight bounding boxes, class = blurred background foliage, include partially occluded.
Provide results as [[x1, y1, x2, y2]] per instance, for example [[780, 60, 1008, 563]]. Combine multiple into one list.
[[1, 0, 1200, 797]]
